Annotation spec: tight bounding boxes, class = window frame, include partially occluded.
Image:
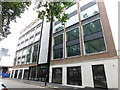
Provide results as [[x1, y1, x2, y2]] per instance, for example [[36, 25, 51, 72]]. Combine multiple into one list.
[[82, 18, 107, 55]]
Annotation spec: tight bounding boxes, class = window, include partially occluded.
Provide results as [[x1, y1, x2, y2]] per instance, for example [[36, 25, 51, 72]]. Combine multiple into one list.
[[14, 70, 18, 78], [66, 28, 81, 57], [36, 65, 48, 82], [66, 14, 79, 27], [83, 19, 106, 54], [92, 65, 108, 89], [26, 47, 32, 64], [53, 48, 63, 59], [81, 4, 99, 20], [67, 44, 80, 57], [54, 22, 64, 33], [53, 34, 63, 59], [23, 69, 29, 80], [66, 28, 79, 41], [83, 19, 102, 36], [32, 44, 39, 63], [29, 66, 36, 80], [54, 34, 63, 45], [84, 38, 106, 54], [18, 70, 22, 79], [52, 68, 62, 84], [67, 66, 82, 86]]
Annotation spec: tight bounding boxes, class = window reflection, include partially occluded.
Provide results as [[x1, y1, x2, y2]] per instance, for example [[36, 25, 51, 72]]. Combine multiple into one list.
[[81, 4, 99, 20]]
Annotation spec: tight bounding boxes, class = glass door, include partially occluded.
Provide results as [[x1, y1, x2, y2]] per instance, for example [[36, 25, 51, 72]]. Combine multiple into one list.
[[92, 65, 108, 89]]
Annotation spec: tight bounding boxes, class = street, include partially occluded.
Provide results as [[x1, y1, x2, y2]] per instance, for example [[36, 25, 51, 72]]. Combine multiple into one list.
[[0, 78, 55, 90]]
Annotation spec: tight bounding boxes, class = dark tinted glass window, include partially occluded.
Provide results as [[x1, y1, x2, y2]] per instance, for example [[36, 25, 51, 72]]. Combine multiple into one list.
[[84, 38, 106, 54], [92, 65, 108, 89], [83, 19, 102, 36], [66, 28, 79, 41], [67, 44, 80, 57], [23, 70, 29, 80], [52, 68, 62, 84], [83, 19, 106, 54], [54, 34, 63, 45], [18, 70, 22, 79], [67, 66, 82, 86], [53, 48, 63, 59]]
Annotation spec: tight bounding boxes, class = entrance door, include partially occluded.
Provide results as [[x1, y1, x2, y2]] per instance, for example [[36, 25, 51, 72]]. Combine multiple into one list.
[[92, 65, 108, 89]]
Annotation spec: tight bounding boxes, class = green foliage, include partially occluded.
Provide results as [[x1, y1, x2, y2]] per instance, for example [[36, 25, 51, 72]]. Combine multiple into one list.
[[36, 1, 74, 23], [0, 2, 31, 40]]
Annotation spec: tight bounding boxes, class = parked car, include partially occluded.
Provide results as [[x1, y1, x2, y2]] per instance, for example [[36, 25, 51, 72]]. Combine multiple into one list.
[[0, 82, 7, 90]]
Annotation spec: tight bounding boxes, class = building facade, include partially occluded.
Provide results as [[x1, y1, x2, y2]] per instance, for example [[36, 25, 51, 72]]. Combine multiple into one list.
[[11, 19, 51, 82], [49, 0, 118, 89], [11, 0, 118, 89]]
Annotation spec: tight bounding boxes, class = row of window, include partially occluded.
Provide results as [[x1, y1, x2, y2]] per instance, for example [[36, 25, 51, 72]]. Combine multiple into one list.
[[52, 65, 107, 88], [12, 69, 29, 80], [16, 43, 39, 65], [54, 1, 99, 33], [53, 19, 106, 59], [17, 31, 40, 50]]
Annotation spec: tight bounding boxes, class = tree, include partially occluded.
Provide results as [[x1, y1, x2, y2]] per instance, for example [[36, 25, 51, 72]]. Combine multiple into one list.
[[0, 2, 31, 40], [35, 1, 74, 23]]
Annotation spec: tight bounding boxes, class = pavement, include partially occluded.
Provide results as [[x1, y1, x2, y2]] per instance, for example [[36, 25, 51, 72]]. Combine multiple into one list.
[[0, 78, 118, 90]]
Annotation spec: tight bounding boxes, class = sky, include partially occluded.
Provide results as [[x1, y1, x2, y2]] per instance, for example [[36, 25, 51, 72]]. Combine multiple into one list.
[[0, 0, 119, 66]]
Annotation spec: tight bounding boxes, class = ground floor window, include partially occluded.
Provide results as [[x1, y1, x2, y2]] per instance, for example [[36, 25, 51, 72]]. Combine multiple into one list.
[[14, 70, 18, 78], [36, 65, 47, 82], [67, 66, 82, 86], [92, 65, 108, 89], [29, 66, 36, 80], [29, 65, 48, 82], [18, 70, 23, 79], [52, 68, 62, 84], [23, 69, 29, 80]]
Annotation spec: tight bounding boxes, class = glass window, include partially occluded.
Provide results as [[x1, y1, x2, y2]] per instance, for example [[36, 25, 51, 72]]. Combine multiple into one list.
[[54, 22, 64, 33], [83, 19, 106, 54], [81, 4, 99, 20], [67, 66, 82, 86], [14, 70, 18, 78], [29, 66, 36, 80], [34, 44, 39, 52], [53, 48, 63, 59], [92, 65, 108, 89], [67, 44, 81, 57], [66, 14, 79, 27], [52, 68, 62, 84], [18, 70, 22, 79], [54, 34, 63, 45], [84, 38, 106, 54], [83, 19, 102, 36], [23, 69, 29, 80], [66, 28, 79, 41], [36, 65, 47, 82]]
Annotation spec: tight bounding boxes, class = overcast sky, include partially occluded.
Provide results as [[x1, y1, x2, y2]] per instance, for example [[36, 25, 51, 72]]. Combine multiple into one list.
[[0, 0, 119, 66]]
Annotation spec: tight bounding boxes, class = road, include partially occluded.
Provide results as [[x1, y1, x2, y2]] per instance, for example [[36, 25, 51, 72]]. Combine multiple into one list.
[[0, 78, 55, 90]]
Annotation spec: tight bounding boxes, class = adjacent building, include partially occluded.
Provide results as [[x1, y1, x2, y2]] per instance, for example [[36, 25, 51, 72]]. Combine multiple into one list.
[[11, 0, 118, 89], [11, 19, 51, 81]]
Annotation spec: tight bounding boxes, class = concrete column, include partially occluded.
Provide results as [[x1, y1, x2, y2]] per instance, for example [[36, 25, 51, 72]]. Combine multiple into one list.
[[17, 70, 19, 79], [81, 64, 94, 88], [21, 69, 24, 79], [62, 66, 67, 85], [49, 67, 52, 83]]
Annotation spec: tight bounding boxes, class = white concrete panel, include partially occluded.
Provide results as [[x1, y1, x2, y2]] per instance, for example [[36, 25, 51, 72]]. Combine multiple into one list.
[[50, 58, 118, 89], [38, 21, 50, 64]]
